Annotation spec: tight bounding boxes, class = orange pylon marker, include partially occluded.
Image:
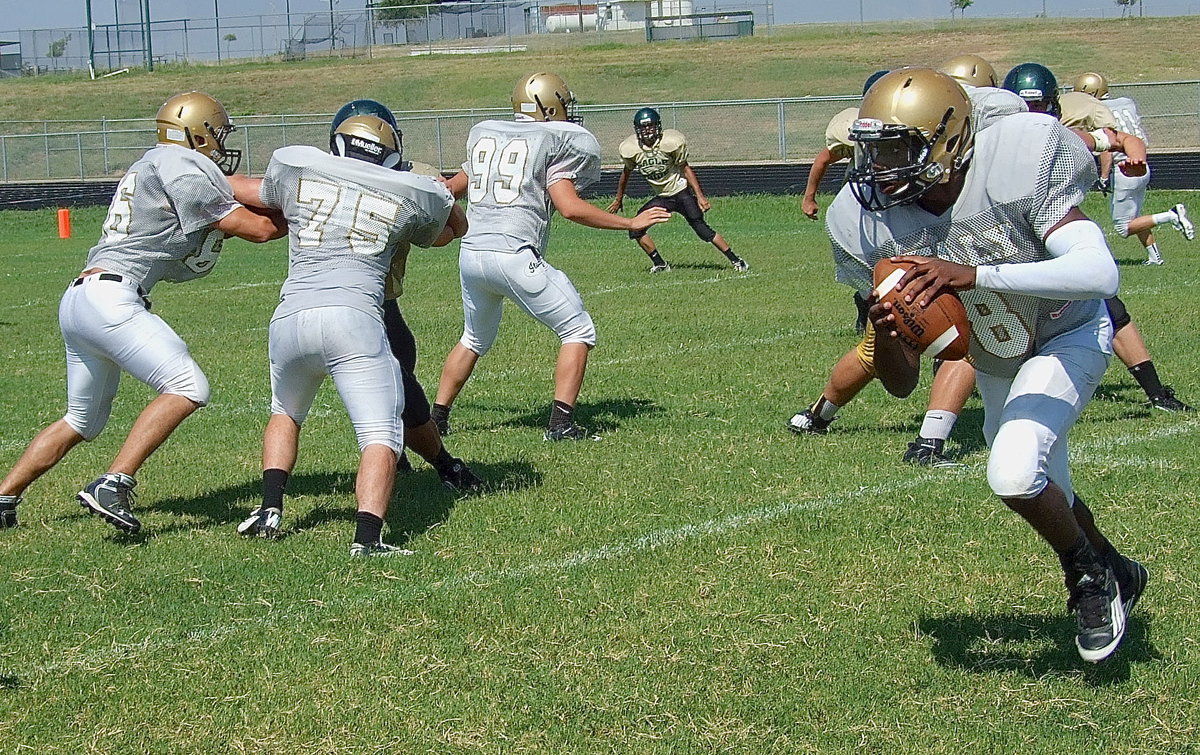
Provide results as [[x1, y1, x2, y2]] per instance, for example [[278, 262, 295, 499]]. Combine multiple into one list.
[[57, 207, 72, 239]]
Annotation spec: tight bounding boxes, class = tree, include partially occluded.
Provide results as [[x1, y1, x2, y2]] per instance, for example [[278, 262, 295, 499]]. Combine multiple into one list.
[[47, 34, 71, 69], [375, 0, 433, 22], [951, 0, 974, 18], [223, 33, 237, 58], [1115, 0, 1138, 17]]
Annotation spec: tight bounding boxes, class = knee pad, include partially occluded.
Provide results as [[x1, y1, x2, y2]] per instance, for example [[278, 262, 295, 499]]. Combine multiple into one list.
[[986, 420, 1047, 499], [688, 217, 717, 243], [854, 326, 878, 379], [1104, 296, 1132, 332], [559, 312, 597, 347], [629, 228, 648, 241]]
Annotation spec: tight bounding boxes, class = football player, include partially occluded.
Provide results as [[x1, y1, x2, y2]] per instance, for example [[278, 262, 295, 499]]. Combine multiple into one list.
[[608, 107, 748, 273], [840, 68, 1146, 662], [325, 99, 484, 494], [1006, 65, 1194, 412], [430, 73, 669, 441], [235, 111, 465, 556], [0, 92, 286, 534], [1072, 72, 1193, 265]]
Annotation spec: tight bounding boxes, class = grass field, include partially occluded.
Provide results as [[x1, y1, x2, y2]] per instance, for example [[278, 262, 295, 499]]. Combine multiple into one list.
[[2, 15, 1199, 126], [2, 189, 1200, 751]]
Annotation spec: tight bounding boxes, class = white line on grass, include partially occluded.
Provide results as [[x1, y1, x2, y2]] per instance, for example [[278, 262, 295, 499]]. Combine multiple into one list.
[[21, 417, 1200, 676]]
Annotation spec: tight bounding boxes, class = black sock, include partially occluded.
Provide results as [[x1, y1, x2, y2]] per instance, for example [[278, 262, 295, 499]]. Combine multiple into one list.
[[353, 511, 384, 545], [549, 400, 574, 429], [431, 402, 451, 422], [1057, 532, 1104, 579], [721, 248, 740, 263], [647, 250, 667, 266], [1128, 360, 1165, 398], [431, 447, 456, 473], [262, 468, 289, 512]]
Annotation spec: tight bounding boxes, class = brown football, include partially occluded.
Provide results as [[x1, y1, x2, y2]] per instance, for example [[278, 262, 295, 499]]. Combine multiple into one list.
[[872, 258, 971, 361]]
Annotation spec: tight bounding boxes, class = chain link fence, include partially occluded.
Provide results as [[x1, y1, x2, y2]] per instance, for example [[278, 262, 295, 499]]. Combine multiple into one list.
[[0, 81, 1197, 182]]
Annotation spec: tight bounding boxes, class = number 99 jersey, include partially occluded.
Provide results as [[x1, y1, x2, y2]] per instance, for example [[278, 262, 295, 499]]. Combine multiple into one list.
[[825, 113, 1106, 379], [84, 143, 240, 291], [460, 119, 602, 256]]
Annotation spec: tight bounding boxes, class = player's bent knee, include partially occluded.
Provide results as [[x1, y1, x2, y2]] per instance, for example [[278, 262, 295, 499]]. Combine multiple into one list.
[[459, 334, 494, 358], [158, 362, 210, 406], [986, 423, 1046, 499], [689, 219, 717, 242], [1104, 296, 1132, 332], [557, 313, 597, 347], [629, 228, 647, 241], [64, 406, 113, 441]]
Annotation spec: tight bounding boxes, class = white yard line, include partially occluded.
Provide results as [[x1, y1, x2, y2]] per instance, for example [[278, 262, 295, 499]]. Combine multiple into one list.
[[21, 418, 1200, 676]]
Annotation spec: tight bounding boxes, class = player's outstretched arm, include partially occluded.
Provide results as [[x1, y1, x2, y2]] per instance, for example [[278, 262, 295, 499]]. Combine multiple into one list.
[[607, 167, 631, 213], [444, 170, 470, 200], [215, 206, 288, 243], [431, 204, 468, 247], [802, 148, 838, 220], [549, 178, 670, 231], [681, 164, 710, 212]]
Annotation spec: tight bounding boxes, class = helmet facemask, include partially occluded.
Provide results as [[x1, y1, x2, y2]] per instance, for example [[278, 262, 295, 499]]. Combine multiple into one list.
[[635, 120, 662, 147], [199, 120, 241, 175]]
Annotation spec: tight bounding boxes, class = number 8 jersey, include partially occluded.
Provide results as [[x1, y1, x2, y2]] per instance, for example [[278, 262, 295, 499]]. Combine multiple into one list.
[[461, 119, 602, 255], [825, 113, 1107, 379]]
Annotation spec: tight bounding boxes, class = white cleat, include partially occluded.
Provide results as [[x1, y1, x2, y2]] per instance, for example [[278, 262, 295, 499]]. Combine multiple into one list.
[[1171, 204, 1194, 241]]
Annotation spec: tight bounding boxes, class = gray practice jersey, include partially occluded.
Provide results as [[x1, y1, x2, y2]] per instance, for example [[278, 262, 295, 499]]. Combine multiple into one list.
[[826, 113, 1103, 378], [460, 119, 602, 255], [261, 145, 454, 321], [962, 84, 1028, 132], [1105, 96, 1147, 161], [85, 144, 240, 292]]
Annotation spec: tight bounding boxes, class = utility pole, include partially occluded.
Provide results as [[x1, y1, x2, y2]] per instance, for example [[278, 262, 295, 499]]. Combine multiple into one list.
[[214, 0, 221, 62], [142, 0, 153, 71], [85, 0, 96, 75]]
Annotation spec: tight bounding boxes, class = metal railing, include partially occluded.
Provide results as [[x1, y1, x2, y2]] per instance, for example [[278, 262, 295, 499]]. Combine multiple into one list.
[[1, 81, 1197, 182]]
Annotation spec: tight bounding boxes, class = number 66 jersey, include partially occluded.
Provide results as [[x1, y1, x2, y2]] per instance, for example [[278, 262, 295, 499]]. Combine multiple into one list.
[[825, 113, 1108, 379]]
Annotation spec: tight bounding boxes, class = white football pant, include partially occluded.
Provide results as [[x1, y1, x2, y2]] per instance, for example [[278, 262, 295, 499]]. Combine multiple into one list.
[[1110, 165, 1151, 237]]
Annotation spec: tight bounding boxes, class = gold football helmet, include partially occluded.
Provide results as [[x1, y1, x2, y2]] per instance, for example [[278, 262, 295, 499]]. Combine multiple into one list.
[[939, 54, 998, 88], [511, 72, 580, 123], [331, 115, 403, 169], [847, 68, 974, 211], [1073, 72, 1109, 100], [155, 91, 241, 175]]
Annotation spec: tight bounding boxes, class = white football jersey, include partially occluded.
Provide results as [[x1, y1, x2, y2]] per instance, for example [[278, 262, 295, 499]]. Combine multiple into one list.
[[826, 113, 1104, 378], [1105, 96, 1148, 161], [461, 119, 601, 256], [618, 128, 690, 197], [962, 84, 1028, 131], [84, 144, 239, 291], [261, 145, 454, 321]]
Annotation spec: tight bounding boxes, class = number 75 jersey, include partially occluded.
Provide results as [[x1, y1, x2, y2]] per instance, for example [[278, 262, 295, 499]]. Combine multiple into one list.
[[460, 119, 602, 255]]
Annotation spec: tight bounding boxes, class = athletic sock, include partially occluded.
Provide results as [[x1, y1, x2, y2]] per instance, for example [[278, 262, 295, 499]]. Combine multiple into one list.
[[721, 248, 741, 264], [261, 468, 289, 512], [811, 396, 840, 422], [549, 400, 574, 430], [1152, 209, 1177, 226], [431, 447, 456, 474], [353, 511, 384, 546], [1128, 360, 1165, 398], [648, 251, 667, 267], [918, 411, 958, 442], [431, 403, 451, 425], [1145, 243, 1163, 264]]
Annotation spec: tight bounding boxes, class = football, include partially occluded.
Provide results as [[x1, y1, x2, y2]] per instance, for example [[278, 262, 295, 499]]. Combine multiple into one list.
[[872, 258, 971, 361]]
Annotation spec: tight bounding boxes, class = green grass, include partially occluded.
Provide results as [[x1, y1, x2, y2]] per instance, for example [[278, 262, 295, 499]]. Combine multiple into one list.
[[2, 15, 1198, 128], [2, 192, 1200, 751]]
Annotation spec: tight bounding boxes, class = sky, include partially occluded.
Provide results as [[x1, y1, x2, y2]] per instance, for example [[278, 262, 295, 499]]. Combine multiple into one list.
[[2, 0, 1198, 36]]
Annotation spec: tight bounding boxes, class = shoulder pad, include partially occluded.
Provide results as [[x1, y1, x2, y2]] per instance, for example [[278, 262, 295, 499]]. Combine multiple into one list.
[[659, 129, 687, 153], [618, 134, 641, 160]]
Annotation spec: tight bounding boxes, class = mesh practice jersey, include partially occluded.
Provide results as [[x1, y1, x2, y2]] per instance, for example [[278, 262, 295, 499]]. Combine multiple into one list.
[[618, 128, 690, 197], [85, 144, 240, 292], [461, 119, 601, 256], [1104, 96, 1148, 161], [260, 145, 454, 321], [826, 113, 1104, 378]]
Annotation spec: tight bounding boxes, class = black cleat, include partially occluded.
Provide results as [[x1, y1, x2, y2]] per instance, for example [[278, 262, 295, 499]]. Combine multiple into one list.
[[237, 507, 283, 539], [397, 451, 414, 473], [1071, 566, 1126, 663], [0, 495, 20, 529], [1118, 557, 1150, 615], [1149, 387, 1194, 412], [787, 409, 832, 435], [437, 457, 484, 493], [544, 423, 592, 441], [78, 474, 141, 534], [902, 437, 961, 468]]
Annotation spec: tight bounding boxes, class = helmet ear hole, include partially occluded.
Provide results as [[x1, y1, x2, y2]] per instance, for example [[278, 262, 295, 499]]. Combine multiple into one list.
[[332, 133, 348, 158]]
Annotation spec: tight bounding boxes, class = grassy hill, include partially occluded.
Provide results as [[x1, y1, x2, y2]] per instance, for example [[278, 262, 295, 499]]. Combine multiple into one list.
[[0, 15, 1196, 123]]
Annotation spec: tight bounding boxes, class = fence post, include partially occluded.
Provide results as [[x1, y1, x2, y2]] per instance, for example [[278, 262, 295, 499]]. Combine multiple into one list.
[[777, 100, 786, 160], [44, 123, 51, 179], [1, 136, 7, 182], [243, 125, 252, 175], [77, 132, 85, 179], [102, 117, 111, 174], [435, 117, 444, 172]]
